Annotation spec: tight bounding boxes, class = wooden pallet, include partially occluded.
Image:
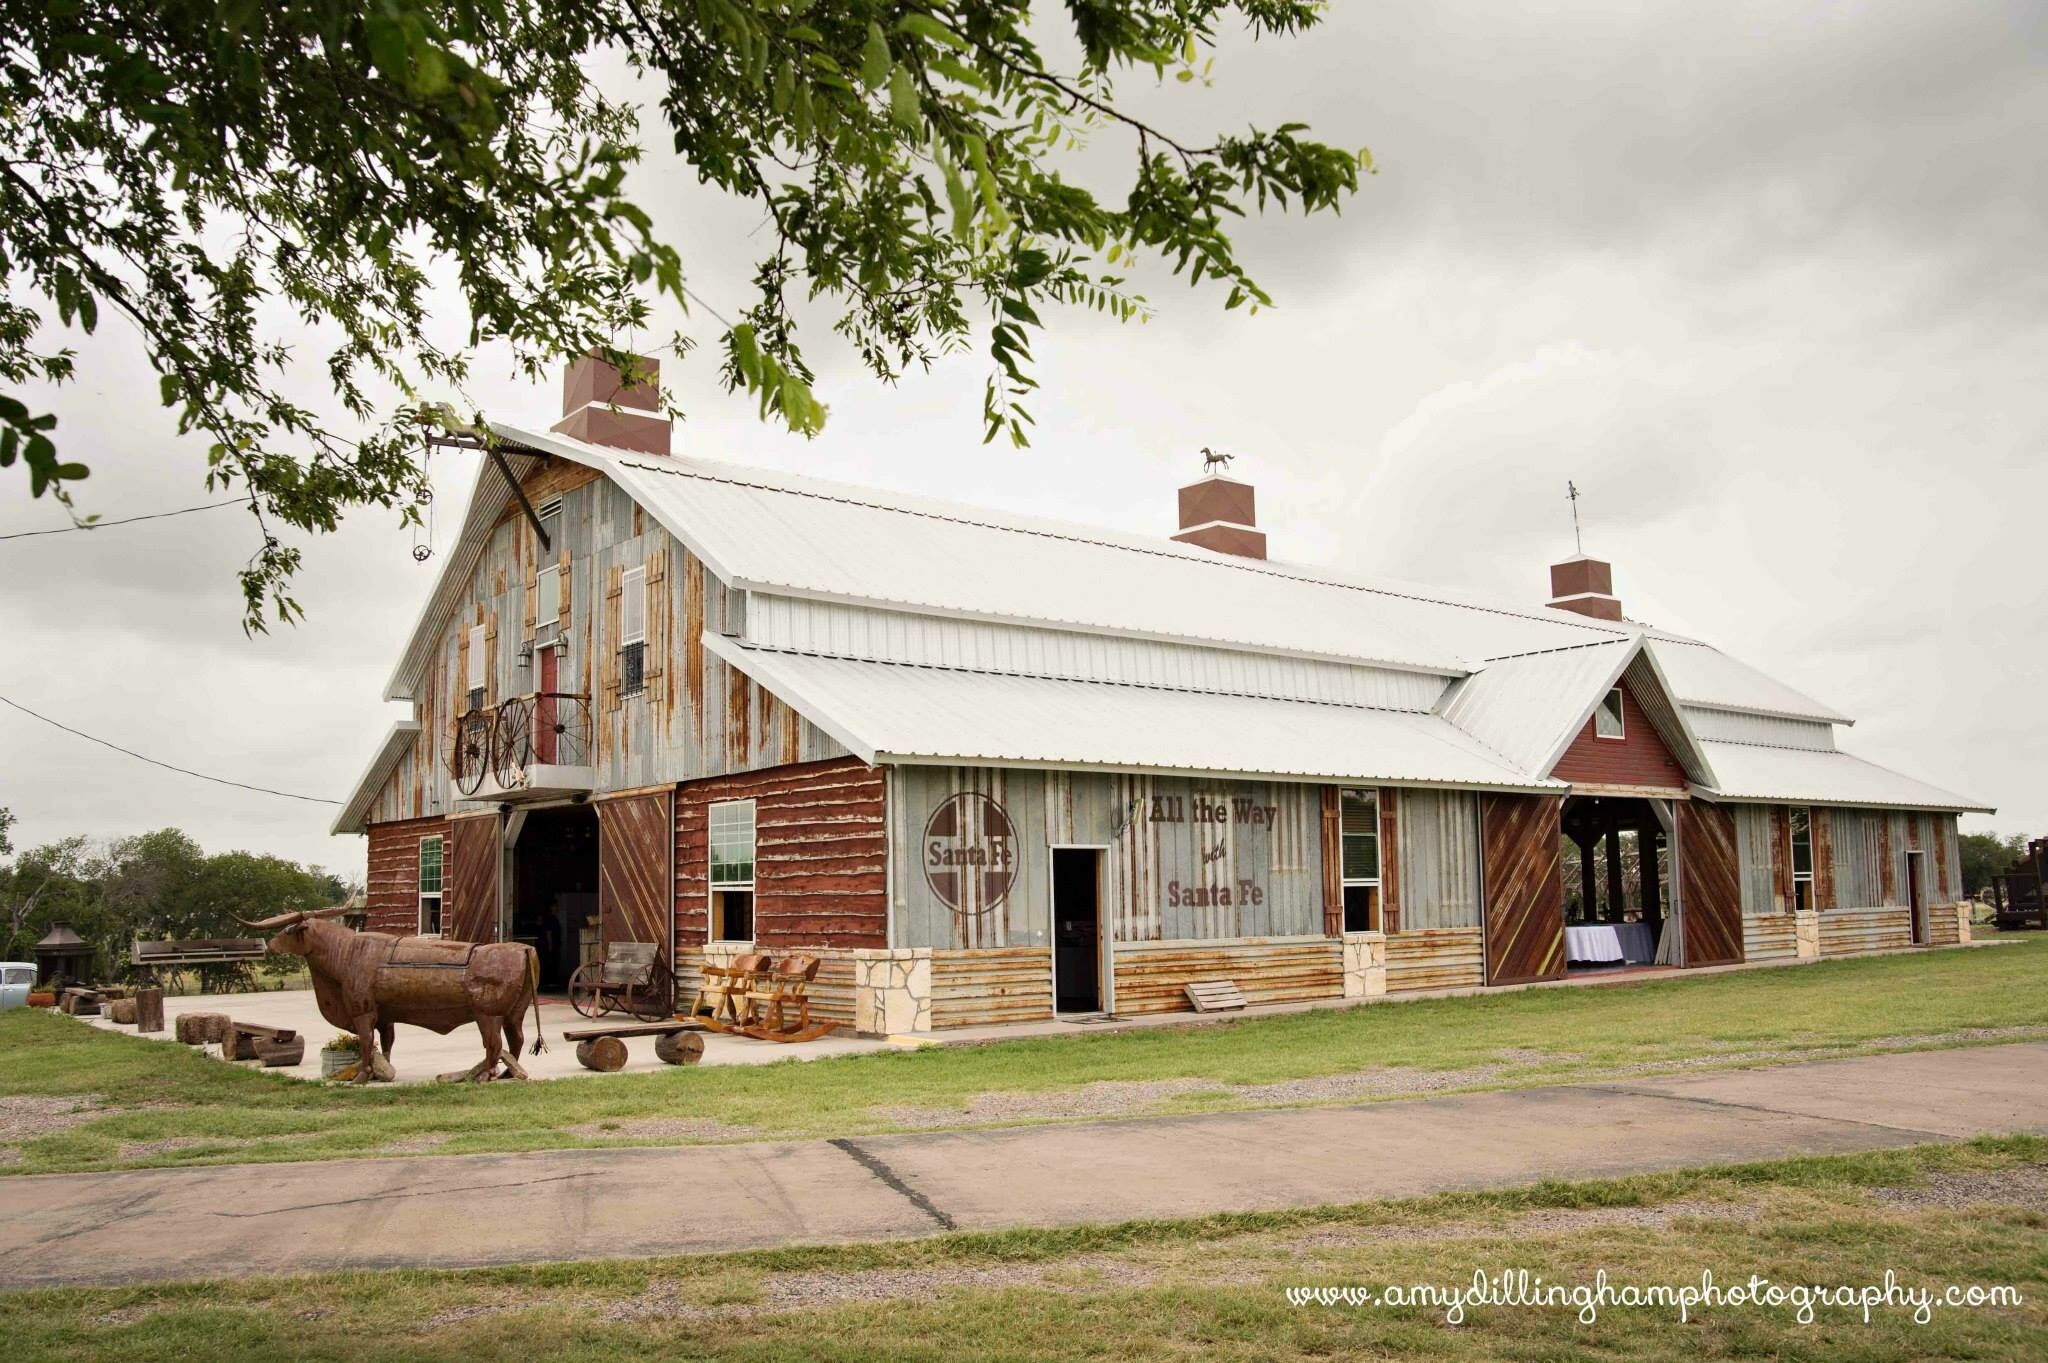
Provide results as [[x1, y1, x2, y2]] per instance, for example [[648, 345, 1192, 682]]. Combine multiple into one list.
[[1184, 980, 1248, 1013]]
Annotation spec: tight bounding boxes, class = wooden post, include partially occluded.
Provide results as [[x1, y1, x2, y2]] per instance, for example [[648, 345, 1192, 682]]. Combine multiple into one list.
[[1605, 830, 1625, 922], [1577, 835, 1597, 921], [134, 987, 165, 1034]]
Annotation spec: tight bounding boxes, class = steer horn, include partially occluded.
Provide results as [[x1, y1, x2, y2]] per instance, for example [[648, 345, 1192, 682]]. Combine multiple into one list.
[[233, 910, 310, 932]]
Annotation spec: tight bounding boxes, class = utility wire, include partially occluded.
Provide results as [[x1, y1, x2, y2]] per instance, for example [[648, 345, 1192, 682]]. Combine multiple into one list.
[[0, 692, 340, 804], [0, 499, 243, 541]]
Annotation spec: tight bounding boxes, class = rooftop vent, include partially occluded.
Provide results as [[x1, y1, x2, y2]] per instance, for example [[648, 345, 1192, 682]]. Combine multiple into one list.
[[1171, 450, 1266, 559], [552, 351, 671, 455], [1547, 555, 1623, 621]]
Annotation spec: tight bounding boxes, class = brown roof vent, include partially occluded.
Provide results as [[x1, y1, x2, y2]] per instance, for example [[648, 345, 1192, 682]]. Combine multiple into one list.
[[1171, 450, 1266, 559], [551, 351, 671, 455], [1547, 555, 1623, 621]]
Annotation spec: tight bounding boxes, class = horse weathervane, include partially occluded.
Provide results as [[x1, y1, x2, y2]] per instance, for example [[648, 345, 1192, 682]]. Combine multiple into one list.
[[1200, 446, 1234, 475]]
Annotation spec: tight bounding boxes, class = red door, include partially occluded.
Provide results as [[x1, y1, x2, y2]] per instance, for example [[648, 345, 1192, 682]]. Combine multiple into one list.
[[535, 646, 558, 764]]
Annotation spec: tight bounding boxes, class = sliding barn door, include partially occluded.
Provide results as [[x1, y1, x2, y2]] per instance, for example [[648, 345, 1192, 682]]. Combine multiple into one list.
[[1677, 800, 1743, 967], [444, 813, 502, 943], [1481, 793, 1566, 986], [598, 789, 675, 974]]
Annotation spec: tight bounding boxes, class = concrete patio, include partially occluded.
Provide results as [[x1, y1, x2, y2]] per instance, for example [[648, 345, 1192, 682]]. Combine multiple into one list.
[[86, 987, 899, 1083]]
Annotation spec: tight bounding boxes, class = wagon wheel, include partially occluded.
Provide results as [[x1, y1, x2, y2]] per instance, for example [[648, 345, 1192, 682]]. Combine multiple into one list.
[[626, 969, 674, 1023], [567, 963, 607, 1019], [491, 699, 532, 789], [450, 715, 490, 796]]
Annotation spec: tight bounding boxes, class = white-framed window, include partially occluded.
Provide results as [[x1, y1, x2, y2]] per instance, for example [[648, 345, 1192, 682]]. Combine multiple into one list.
[[466, 623, 487, 711], [1340, 788, 1381, 932], [708, 799, 756, 941], [418, 835, 445, 935], [620, 565, 647, 697], [535, 500, 563, 635], [1789, 806, 1814, 912], [1595, 687, 1626, 740]]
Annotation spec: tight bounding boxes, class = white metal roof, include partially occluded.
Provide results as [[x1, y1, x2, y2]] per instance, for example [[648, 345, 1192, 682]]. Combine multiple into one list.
[[1646, 635, 1849, 724], [332, 720, 421, 836], [1695, 741, 1989, 813], [1437, 639, 1639, 776], [705, 637, 1559, 792]]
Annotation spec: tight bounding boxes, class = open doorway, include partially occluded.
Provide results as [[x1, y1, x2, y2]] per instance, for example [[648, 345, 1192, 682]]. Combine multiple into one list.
[[511, 805, 600, 992], [1053, 848, 1104, 1013], [1559, 795, 1670, 971], [1906, 849, 1927, 945]]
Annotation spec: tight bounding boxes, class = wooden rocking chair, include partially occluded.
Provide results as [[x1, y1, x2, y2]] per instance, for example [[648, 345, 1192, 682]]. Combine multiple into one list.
[[737, 954, 838, 1043], [691, 952, 770, 1034]]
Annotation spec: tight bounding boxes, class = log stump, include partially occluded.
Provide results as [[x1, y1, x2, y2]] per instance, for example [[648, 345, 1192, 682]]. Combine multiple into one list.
[[252, 1037, 306, 1067], [575, 1036, 629, 1072], [654, 1030, 705, 1065], [108, 998, 139, 1025], [134, 987, 165, 1034]]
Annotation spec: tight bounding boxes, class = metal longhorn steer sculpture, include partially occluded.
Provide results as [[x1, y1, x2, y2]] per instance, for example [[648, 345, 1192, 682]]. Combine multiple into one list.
[[237, 907, 545, 1082]]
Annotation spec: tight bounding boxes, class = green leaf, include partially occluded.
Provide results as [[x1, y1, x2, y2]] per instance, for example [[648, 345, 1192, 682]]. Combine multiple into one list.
[[888, 63, 921, 132], [861, 22, 892, 91]]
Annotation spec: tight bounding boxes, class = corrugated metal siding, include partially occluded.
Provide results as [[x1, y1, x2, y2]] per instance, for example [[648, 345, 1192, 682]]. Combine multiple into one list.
[[887, 766, 1322, 950], [1827, 808, 1896, 910], [1731, 804, 1778, 919], [1819, 908, 1912, 955], [930, 947, 1054, 1027], [1384, 927, 1485, 991], [746, 595, 1447, 710], [1394, 789, 1483, 930], [1686, 710, 1838, 750], [1111, 937, 1342, 1015], [1744, 915, 1798, 961]]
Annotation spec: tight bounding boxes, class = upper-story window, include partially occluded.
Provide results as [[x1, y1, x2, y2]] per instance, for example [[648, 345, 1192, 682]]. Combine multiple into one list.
[[1340, 788, 1381, 932], [466, 624, 487, 711], [535, 501, 563, 635], [620, 565, 647, 697], [708, 799, 756, 941], [1595, 687, 1625, 740], [1790, 806, 1814, 912]]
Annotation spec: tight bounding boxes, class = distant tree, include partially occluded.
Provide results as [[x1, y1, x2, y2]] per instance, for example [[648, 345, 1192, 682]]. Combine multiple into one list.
[[1960, 831, 2029, 898], [1, 2, 1363, 630], [0, 834, 106, 963]]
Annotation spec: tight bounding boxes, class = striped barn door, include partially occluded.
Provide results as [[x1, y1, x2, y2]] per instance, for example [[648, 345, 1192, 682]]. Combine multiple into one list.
[[444, 814, 502, 943], [1481, 793, 1565, 986], [1678, 801, 1743, 966], [598, 790, 675, 974]]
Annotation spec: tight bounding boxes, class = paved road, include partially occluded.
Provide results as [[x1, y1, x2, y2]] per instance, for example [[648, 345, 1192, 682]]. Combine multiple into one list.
[[5, 1042, 2045, 1288]]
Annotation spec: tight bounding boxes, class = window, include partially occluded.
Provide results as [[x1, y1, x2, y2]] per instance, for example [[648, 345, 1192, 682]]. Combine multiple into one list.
[[620, 565, 646, 697], [1340, 788, 1381, 932], [536, 564, 562, 632], [466, 624, 487, 711], [418, 835, 444, 935], [708, 799, 756, 941], [2, 966, 33, 987], [1595, 687, 1625, 740], [1789, 807, 1813, 912]]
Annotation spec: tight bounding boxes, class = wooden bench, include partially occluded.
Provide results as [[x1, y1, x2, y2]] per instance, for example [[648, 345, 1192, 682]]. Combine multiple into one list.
[[561, 1020, 706, 1071], [227, 1021, 302, 1066], [131, 938, 268, 970]]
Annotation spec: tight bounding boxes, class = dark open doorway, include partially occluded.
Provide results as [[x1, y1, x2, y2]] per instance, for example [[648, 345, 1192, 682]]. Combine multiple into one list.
[[511, 805, 600, 993], [1906, 850, 1927, 945], [1053, 848, 1103, 1013], [1559, 795, 1670, 970]]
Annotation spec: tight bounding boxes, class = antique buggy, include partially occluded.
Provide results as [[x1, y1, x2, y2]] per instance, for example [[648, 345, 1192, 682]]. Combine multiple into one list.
[[567, 941, 675, 1023]]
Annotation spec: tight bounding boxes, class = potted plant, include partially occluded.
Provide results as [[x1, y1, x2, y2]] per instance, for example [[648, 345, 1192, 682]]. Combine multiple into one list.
[[319, 1032, 361, 1080]]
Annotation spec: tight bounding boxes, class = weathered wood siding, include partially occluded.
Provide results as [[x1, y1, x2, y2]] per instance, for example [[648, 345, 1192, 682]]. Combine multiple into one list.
[[1549, 681, 1688, 790], [1677, 801, 1743, 966], [1480, 793, 1566, 985], [1819, 907, 1912, 955], [365, 814, 449, 935], [365, 457, 845, 826], [1926, 905, 1962, 947], [930, 947, 1054, 1027], [888, 767, 1321, 950], [1110, 937, 1342, 1016], [597, 789, 674, 973], [1384, 926, 1486, 992], [1394, 789, 1483, 931], [444, 812, 502, 943], [674, 757, 887, 949]]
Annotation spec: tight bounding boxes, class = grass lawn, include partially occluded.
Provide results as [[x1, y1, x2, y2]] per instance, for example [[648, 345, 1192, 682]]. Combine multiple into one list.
[[3, 1137, 2044, 1361], [1, 938, 2043, 1175]]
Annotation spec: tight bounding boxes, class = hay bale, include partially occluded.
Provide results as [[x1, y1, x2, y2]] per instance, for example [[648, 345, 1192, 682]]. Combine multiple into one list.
[[176, 1011, 230, 1045], [108, 998, 139, 1025]]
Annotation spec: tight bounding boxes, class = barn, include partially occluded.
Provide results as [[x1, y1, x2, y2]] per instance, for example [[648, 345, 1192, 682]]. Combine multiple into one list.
[[333, 354, 1991, 1033]]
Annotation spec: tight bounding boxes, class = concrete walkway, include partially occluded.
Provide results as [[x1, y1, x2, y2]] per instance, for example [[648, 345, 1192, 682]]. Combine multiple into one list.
[[4, 1041, 2045, 1289]]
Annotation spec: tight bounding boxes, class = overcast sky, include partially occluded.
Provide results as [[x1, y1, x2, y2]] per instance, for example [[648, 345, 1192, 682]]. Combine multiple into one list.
[[3, 0, 2042, 878]]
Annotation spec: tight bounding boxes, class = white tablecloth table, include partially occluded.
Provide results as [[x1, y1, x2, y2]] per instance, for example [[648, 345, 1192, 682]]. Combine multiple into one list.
[[1565, 922, 1658, 965]]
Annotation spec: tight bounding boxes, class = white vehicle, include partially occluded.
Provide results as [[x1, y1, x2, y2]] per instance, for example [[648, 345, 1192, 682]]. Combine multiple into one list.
[[0, 962, 35, 1010]]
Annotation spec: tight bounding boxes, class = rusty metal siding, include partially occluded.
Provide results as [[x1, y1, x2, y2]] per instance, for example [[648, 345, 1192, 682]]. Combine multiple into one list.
[[1819, 907, 1912, 955], [1384, 927, 1485, 991], [1393, 789, 1483, 930], [1110, 937, 1342, 1015], [1827, 808, 1894, 909], [887, 766, 1321, 950], [1731, 803, 1778, 919], [362, 461, 846, 823]]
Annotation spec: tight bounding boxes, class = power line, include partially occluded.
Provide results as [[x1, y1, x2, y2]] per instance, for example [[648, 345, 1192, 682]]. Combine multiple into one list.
[[0, 692, 340, 804], [0, 499, 244, 541]]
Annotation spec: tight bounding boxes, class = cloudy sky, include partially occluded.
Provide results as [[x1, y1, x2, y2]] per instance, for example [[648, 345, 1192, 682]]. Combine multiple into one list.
[[2, 0, 2042, 878]]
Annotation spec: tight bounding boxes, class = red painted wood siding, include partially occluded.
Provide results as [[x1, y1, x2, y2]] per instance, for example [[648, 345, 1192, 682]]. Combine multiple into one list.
[[1550, 682, 1688, 790], [674, 756, 887, 949], [365, 814, 449, 935]]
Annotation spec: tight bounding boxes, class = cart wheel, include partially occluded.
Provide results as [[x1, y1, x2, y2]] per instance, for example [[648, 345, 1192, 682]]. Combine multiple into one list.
[[568, 964, 604, 1019], [628, 971, 674, 1023]]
